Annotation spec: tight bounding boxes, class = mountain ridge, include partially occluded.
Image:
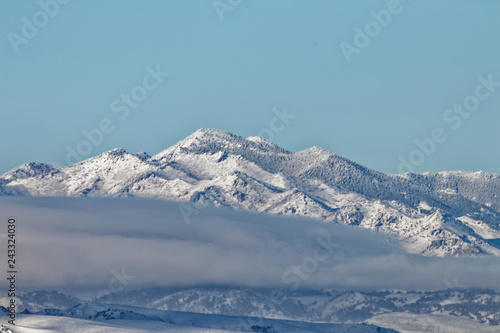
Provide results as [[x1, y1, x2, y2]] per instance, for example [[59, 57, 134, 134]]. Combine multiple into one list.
[[2, 128, 500, 257]]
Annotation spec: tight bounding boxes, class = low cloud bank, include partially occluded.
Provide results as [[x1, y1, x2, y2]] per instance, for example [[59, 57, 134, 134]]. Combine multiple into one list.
[[0, 197, 498, 294]]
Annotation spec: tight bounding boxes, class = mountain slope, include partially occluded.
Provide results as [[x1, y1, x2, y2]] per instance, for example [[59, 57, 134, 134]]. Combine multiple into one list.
[[11, 287, 500, 331], [2, 128, 500, 256], [27, 303, 398, 333], [88, 287, 500, 326]]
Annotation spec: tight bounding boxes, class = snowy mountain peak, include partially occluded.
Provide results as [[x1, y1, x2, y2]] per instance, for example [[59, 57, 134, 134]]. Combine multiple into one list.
[[246, 135, 266, 143], [246, 135, 289, 153], [152, 128, 239, 159], [295, 146, 336, 162], [302, 146, 330, 154], [153, 128, 290, 161], [108, 148, 128, 155], [174, 128, 240, 148], [3, 162, 59, 181]]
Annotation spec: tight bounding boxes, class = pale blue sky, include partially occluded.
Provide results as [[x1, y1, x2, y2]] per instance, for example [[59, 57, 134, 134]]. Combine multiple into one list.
[[1, 0, 500, 174]]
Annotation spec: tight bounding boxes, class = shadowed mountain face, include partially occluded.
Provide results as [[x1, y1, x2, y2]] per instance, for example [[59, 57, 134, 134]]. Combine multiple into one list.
[[2, 128, 500, 256]]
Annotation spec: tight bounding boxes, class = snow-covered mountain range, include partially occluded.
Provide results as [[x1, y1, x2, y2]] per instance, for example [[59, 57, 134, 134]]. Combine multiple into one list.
[[7, 287, 500, 332], [2, 128, 500, 256]]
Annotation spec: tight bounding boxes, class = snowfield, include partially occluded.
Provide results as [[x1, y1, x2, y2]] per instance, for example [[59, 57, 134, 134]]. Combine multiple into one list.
[[12, 315, 236, 333], [367, 312, 500, 333], [7, 304, 398, 333]]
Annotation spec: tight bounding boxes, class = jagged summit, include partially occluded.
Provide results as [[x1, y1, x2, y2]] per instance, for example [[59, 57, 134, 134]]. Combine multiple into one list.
[[299, 146, 331, 154], [246, 135, 266, 142], [108, 148, 128, 155], [153, 128, 290, 161], [3, 162, 59, 181], [1, 128, 500, 257], [169, 128, 240, 149], [176, 128, 239, 146]]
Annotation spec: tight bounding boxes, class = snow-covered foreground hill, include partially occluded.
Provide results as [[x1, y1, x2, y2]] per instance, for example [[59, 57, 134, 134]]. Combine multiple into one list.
[[6, 303, 398, 333], [2, 129, 500, 256], [367, 312, 500, 333]]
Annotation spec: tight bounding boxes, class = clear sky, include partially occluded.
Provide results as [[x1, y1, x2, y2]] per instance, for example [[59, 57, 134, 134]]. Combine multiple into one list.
[[1, 0, 500, 175]]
